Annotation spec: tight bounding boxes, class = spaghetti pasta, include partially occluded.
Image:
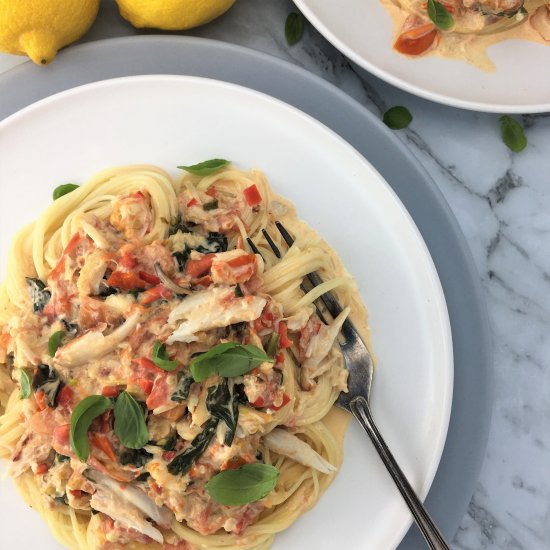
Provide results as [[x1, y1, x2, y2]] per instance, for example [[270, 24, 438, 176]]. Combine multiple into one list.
[[0, 164, 371, 550]]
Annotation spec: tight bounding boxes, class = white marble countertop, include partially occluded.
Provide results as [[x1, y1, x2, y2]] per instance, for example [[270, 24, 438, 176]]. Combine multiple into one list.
[[1, 1, 548, 549]]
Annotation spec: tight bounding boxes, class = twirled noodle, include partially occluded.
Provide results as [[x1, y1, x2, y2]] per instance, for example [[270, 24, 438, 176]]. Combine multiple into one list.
[[0, 164, 372, 550]]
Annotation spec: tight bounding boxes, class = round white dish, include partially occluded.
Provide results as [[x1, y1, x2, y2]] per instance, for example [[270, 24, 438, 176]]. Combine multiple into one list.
[[294, 0, 550, 113], [0, 75, 453, 550]]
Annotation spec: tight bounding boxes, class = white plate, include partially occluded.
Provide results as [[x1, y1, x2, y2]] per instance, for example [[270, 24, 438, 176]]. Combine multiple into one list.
[[0, 75, 453, 550], [294, 0, 550, 113]]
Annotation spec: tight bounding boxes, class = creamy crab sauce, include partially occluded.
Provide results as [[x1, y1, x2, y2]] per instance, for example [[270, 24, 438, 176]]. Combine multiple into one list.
[[381, 0, 549, 71]]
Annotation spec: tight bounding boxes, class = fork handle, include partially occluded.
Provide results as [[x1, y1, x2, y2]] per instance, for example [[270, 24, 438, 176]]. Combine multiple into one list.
[[349, 396, 451, 550]]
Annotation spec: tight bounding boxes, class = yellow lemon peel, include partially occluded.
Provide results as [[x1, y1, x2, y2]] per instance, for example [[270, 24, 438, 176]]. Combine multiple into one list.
[[0, 0, 100, 65], [115, 0, 236, 31]]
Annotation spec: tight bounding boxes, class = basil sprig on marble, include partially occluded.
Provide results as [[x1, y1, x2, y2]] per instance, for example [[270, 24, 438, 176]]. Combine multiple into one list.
[[178, 159, 229, 176], [70, 395, 112, 461], [500, 115, 527, 152], [19, 370, 31, 399], [285, 12, 304, 45], [190, 342, 273, 382], [206, 463, 280, 506], [114, 391, 149, 449], [52, 183, 79, 201], [151, 340, 179, 371], [427, 0, 454, 30], [383, 106, 412, 130]]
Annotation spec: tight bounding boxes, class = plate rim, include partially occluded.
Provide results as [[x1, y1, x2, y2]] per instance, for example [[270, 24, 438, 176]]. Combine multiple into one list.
[[0, 72, 453, 549], [293, 0, 550, 113], [0, 35, 493, 549]]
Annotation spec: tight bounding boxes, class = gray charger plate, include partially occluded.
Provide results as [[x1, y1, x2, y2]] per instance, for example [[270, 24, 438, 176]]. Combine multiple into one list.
[[0, 36, 492, 548]]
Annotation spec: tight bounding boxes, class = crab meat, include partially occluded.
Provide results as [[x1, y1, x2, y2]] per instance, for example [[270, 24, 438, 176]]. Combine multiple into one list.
[[55, 311, 143, 367], [263, 429, 336, 474], [300, 307, 350, 390], [167, 287, 266, 344]]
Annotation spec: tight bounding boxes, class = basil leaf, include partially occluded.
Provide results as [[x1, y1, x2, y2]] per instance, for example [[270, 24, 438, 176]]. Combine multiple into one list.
[[32, 364, 62, 407], [114, 391, 149, 450], [500, 115, 527, 153], [19, 370, 31, 399], [206, 380, 239, 446], [48, 330, 65, 357], [53, 183, 79, 201], [151, 341, 179, 371], [177, 159, 230, 176], [203, 199, 218, 211], [285, 12, 304, 46], [265, 333, 279, 358], [427, 0, 454, 30], [171, 375, 194, 403], [167, 418, 218, 476], [70, 395, 112, 461], [206, 463, 280, 506], [190, 343, 273, 382], [383, 106, 412, 130]]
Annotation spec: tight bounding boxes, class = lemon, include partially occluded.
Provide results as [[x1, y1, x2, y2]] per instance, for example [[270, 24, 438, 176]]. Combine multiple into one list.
[[115, 0, 236, 30], [0, 0, 100, 66]]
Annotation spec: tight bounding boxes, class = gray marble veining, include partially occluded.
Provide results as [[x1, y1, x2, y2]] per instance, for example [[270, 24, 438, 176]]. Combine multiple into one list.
[[0, 0, 548, 548]]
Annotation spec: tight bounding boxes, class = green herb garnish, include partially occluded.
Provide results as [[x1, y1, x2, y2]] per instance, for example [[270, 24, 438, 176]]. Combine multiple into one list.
[[190, 342, 273, 382], [206, 463, 280, 505], [151, 341, 179, 371], [265, 333, 279, 358], [383, 106, 412, 130], [48, 330, 65, 357], [203, 199, 219, 211], [500, 115, 527, 152], [53, 184, 79, 201], [19, 370, 31, 399], [206, 380, 239, 446], [285, 12, 304, 45], [427, 0, 454, 30], [167, 418, 218, 476], [114, 391, 149, 449], [177, 159, 229, 176], [234, 283, 244, 297], [70, 395, 112, 461]]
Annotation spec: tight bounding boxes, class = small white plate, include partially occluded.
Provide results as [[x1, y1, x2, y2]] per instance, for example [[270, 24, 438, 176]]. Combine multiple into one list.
[[0, 75, 453, 550], [294, 0, 550, 113]]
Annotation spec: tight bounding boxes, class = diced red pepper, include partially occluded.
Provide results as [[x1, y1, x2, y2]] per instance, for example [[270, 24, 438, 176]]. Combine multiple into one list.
[[119, 252, 137, 269], [221, 456, 248, 471], [151, 481, 162, 494], [243, 184, 262, 207], [101, 385, 120, 398], [56, 385, 74, 407], [162, 450, 176, 462], [394, 24, 439, 56], [193, 275, 213, 288], [138, 378, 154, 395], [278, 322, 292, 349], [140, 284, 173, 305], [271, 392, 291, 411], [138, 357, 164, 373], [138, 271, 161, 285], [106, 271, 146, 291], [205, 187, 218, 197], [35, 390, 48, 411], [91, 432, 118, 462], [251, 396, 265, 408], [275, 352, 284, 365], [52, 424, 70, 447], [186, 198, 199, 207], [35, 463, 49, 475], [69, 489, 83, 498], [185, 254, 215, 278]]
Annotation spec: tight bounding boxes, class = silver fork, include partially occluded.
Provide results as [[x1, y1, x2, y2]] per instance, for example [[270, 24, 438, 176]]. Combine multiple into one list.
[[259, 222, 451, 550]]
